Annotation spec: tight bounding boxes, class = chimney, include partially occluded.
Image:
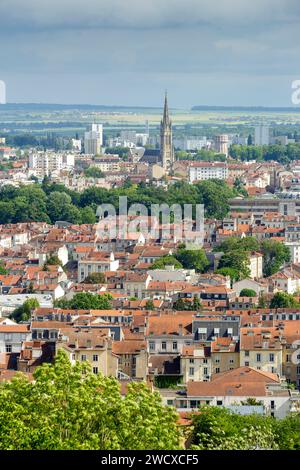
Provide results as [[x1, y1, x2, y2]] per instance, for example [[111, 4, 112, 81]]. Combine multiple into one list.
[[75, 338, 79, 350], [179, 323, 183, 336]]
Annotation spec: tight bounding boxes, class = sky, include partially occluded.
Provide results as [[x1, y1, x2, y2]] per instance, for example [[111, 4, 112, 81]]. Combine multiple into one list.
[[1, 0, 300, 107]]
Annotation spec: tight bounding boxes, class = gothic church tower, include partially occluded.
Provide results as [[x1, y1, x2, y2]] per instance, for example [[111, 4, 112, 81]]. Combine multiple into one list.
[[160, 92, 174, 172]]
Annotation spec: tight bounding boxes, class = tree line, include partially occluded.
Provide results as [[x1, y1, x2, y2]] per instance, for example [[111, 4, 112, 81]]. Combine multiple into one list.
[[0, 180, 239, 225]]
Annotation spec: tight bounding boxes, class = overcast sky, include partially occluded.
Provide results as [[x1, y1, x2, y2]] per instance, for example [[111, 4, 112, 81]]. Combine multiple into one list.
[[1, 0, 300, 107]]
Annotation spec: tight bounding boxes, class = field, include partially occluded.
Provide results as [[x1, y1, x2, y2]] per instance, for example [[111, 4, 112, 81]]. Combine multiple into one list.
[[1, 104, 300, 138]]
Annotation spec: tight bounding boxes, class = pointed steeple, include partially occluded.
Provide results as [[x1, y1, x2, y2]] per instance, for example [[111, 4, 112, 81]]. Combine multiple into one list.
[[162, 90, 170, 125]]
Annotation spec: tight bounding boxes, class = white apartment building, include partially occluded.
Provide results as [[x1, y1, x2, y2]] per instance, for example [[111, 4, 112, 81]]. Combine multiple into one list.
[[78, 252, 119, 282], [71, 139, 82, 152], [285, 241, 300, 264], [84, 124, 103, 155], [29, 152, 75, 178], [255, 125, 270, 146], [174, 137, 209, 151], [189, 162, 228, 183], [0, 324, 30, 354], [93, 156, 121, 172], [248, 252, 263, 279]]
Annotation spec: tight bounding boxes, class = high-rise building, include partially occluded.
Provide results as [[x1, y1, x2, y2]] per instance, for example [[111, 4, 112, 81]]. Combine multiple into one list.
[[84, 123, 103, 155], [160, 93, 174, 171], [255, 125, 270, 146], [28, 152, 75, 178], [145, 120, 149, 136], [215, 134, 229, 157]]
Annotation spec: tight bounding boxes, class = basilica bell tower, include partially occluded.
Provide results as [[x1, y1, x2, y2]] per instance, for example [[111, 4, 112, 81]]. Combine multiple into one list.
[[160, 92, 174, 172]]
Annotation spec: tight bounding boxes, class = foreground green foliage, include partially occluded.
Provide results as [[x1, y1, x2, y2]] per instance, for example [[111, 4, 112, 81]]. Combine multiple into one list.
[[191, 406, 300, 450], [0, 351, 181, 450]]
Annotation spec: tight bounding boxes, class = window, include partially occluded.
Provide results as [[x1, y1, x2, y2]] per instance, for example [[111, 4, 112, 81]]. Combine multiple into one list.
[[190, 400, 200, 409], [269, 353, 274, 362], [215, 367, 220, 373], [93, 367, 98, 374], [229, 359, 234, 364], [161, 341, 167, 351], [203, 358, 208, 364], [189, 367, 194, 376], [172, 341, 178, 351], [149, 342, 155, 351], [81, 354, 87, 362], [217, 400, 223, 405], [245, 361, 249, 366], [5, 344, 12, 353], [204, 367, 208, 375], [167, 400, 174, 406], [189, 358, 194, 364], [214, 357, 220, 364], [93, 355, 98, 362], [256, 353, 261, 362], [71, 353, 76, 360], [245, 350, 250, 357], [270, 400, 275, 409], [4, 334, 12, 341]]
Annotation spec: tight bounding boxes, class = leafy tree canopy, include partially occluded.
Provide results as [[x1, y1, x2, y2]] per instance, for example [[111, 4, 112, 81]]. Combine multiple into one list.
[[0, 350, 181, 450], [84, 272, 106, 284], [54, 292, 113, 310], [10, 298, 40, 323]]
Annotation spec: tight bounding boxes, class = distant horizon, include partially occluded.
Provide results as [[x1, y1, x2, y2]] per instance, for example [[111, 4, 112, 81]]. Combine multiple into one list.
[[2, 102, 300, 112]]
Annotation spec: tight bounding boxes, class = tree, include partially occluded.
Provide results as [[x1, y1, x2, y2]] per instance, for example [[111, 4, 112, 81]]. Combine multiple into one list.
[[215, 267, 239, 282], [173, 296, 202, 311], [0, 350, 181, 450], [195, 180, 238, 219], [274, 414, 300, 450], [84, 272, 106, 284], [258, 292, 267, 308], [80, 206, 96, 224], [190, 406, 278, 450], [44, 254, 62, 268], [84, 166, 104, 178], [46, 191, 81, 224], [239, 288, 257, 297], [192, 295, 202, 311], [0, 260, 8, 275], [145, 300, 155, 310], [247, 134, 253, 146], [150, 256, 183, 270], [176, 248, 209, 273], [261, 240, 291, 277], [218, 250, 250, 280], [215, 236, 260, 254], [55, 292, 113, 310], [11, 298, 40, 323], [240, 397, 263, 406], [270, 292, 300, 309]]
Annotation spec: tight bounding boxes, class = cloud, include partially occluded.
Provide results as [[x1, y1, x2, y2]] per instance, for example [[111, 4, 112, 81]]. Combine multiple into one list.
[[0, 0, 298, 31], [1, 0, 300, 105]]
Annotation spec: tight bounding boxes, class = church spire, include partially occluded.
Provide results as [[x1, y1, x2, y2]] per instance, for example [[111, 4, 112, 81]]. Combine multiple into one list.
[[160, 91, 174, 172], [162, 90, 170, 125]]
